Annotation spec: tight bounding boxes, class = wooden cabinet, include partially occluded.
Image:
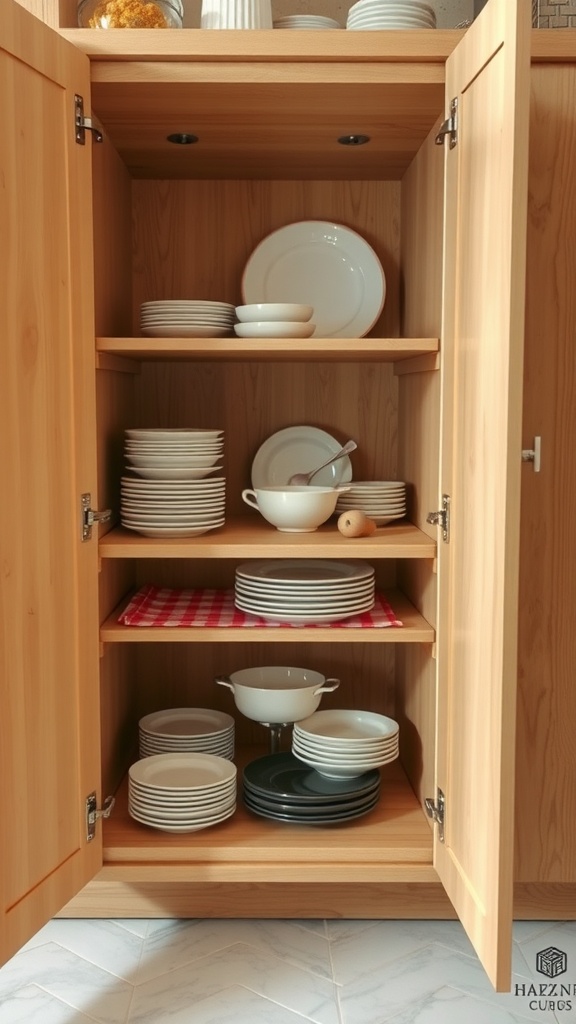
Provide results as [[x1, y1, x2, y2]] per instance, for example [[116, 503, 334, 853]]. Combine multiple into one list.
[[2, 0, 576, 992]]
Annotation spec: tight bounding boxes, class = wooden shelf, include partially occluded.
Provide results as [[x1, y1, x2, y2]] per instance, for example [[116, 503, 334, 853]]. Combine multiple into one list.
[[61, 28, 463, 64], [100, 588, 434, 644], [96, 337, 439, 363], [99, 519, 436, 559], [66, 32, 459, 179], [102, 756, 435, 884]]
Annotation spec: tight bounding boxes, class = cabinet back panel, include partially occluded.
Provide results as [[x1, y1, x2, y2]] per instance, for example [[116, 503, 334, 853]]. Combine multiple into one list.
[[133, 558, 397, 592], [134, 360, 398, 516], [132, 642, 396, 747], [131, 180, 400, 338], [93, 136, 133, 338]]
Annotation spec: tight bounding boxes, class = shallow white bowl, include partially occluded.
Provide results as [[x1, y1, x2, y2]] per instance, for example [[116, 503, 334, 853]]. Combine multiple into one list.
[[235, 303, 313, 323], [235, 321, 315, 339]]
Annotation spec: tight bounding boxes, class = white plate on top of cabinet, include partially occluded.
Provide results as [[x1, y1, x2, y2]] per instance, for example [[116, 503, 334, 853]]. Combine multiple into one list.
[[241, 220, 386, 338], [251, 425, 353, 488]]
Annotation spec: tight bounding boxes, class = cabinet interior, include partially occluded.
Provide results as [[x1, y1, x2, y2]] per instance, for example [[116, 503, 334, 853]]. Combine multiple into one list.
[[89, 64, 444, 898]]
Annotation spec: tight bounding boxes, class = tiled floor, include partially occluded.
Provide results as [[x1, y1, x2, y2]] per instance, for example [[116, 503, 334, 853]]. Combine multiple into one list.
[[1, 917, 575, 1023]]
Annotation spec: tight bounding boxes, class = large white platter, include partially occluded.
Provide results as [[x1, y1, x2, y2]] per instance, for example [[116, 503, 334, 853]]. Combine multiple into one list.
[[241, 220, 386, 338], [251, 425, 353, 488]]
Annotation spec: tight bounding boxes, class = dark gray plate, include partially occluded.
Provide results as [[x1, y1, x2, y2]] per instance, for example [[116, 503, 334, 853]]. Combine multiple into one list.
[[243, 787, 380, 816], [243, 791, 380, 824], [243, 752, 380, 804]]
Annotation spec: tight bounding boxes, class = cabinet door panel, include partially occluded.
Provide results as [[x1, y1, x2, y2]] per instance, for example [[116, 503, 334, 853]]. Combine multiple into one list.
[[435, 0, 530, 991], [0, 0, 101, 963]]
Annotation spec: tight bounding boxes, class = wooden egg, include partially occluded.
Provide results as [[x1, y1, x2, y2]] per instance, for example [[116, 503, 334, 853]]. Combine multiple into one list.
[[337, 510, 377, 538]]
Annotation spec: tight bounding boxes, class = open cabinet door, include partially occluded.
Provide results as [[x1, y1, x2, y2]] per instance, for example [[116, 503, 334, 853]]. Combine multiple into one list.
[[434, 0, 531, 992], [0, 0, 102, 963]]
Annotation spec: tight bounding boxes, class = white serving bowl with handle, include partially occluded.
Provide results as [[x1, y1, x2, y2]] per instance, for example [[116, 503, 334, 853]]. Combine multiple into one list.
[[241, 484, 347, 532], [215, 666, 340, 723]]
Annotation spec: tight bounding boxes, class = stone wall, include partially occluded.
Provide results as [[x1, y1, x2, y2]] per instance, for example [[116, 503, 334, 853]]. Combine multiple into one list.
[[533, 1, 576, 27]]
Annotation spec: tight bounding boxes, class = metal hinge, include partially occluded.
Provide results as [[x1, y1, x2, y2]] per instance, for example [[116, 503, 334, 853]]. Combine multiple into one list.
[[426, 494, 450, 543], [81, 493, 112, 541], [521, 435, 541, 473], [75, 94, 103, 145], [425, 788, 445, 842], [435, 97, 458, 148], [86, 792, 115, 842]]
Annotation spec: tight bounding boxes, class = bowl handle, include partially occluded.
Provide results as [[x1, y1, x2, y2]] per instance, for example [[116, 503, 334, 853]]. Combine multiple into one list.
[[214, 675, 234, 691], [313, 677, 340, 694], [241, 489, 259, 510]]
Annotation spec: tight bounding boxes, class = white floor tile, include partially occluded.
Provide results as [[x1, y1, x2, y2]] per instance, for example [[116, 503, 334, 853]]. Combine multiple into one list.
[[2, 917, 574, 1024], [329, 920, 477, 985], [26, 920, 145, 982], [109, 920, 151, 940], [337, 943, 558, 1024], [128, 943, 340, 1024], [513, 922, 565, 946], [140, 983, 327, 1024], [0, 984, 99, 1024], [137, 919, 332, 984], [382, 985, 554, 1024], [0, 942, 133, 1024]]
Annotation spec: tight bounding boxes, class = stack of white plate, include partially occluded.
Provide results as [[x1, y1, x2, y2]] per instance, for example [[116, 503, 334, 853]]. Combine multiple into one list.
[[234, 559, 375, 625], [335, 480, 406, 525], [273, 15, 342, 29], [140, 300, 236, 338], [121, 428, 226, 537], [346, 0, 436, 30], [138, 708, 235, 760], [292, 709, 399, 779], [128, 752, 237, 833], [121, 476, 226, 538]]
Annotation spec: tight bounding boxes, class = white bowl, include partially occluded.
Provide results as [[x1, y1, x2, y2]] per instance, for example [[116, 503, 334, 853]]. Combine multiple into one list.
[[241, 485, 342, 532], [215, 666, 340, 723], [234, 321, 316, 339], [235, 303, 313, 323]]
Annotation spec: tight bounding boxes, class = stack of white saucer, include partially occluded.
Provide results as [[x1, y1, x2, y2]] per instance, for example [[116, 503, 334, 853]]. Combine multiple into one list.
[[138, 708, 235, 760], [140, 300, 236, 338], [346, 0, 436, 30], [273, 15, 342, 29], [335, 480, 406, 525]]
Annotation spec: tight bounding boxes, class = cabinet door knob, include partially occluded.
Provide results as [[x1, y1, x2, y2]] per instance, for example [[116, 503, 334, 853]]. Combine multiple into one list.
[[521, 436, 541, 472]]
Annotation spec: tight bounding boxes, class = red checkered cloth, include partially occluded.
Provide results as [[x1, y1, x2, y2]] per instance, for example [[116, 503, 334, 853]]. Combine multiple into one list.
[[118, 585, 403, 629]]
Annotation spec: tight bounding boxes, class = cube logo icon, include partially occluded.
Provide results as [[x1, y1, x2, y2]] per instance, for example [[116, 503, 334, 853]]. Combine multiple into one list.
[[536, 947, 567, 978]]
